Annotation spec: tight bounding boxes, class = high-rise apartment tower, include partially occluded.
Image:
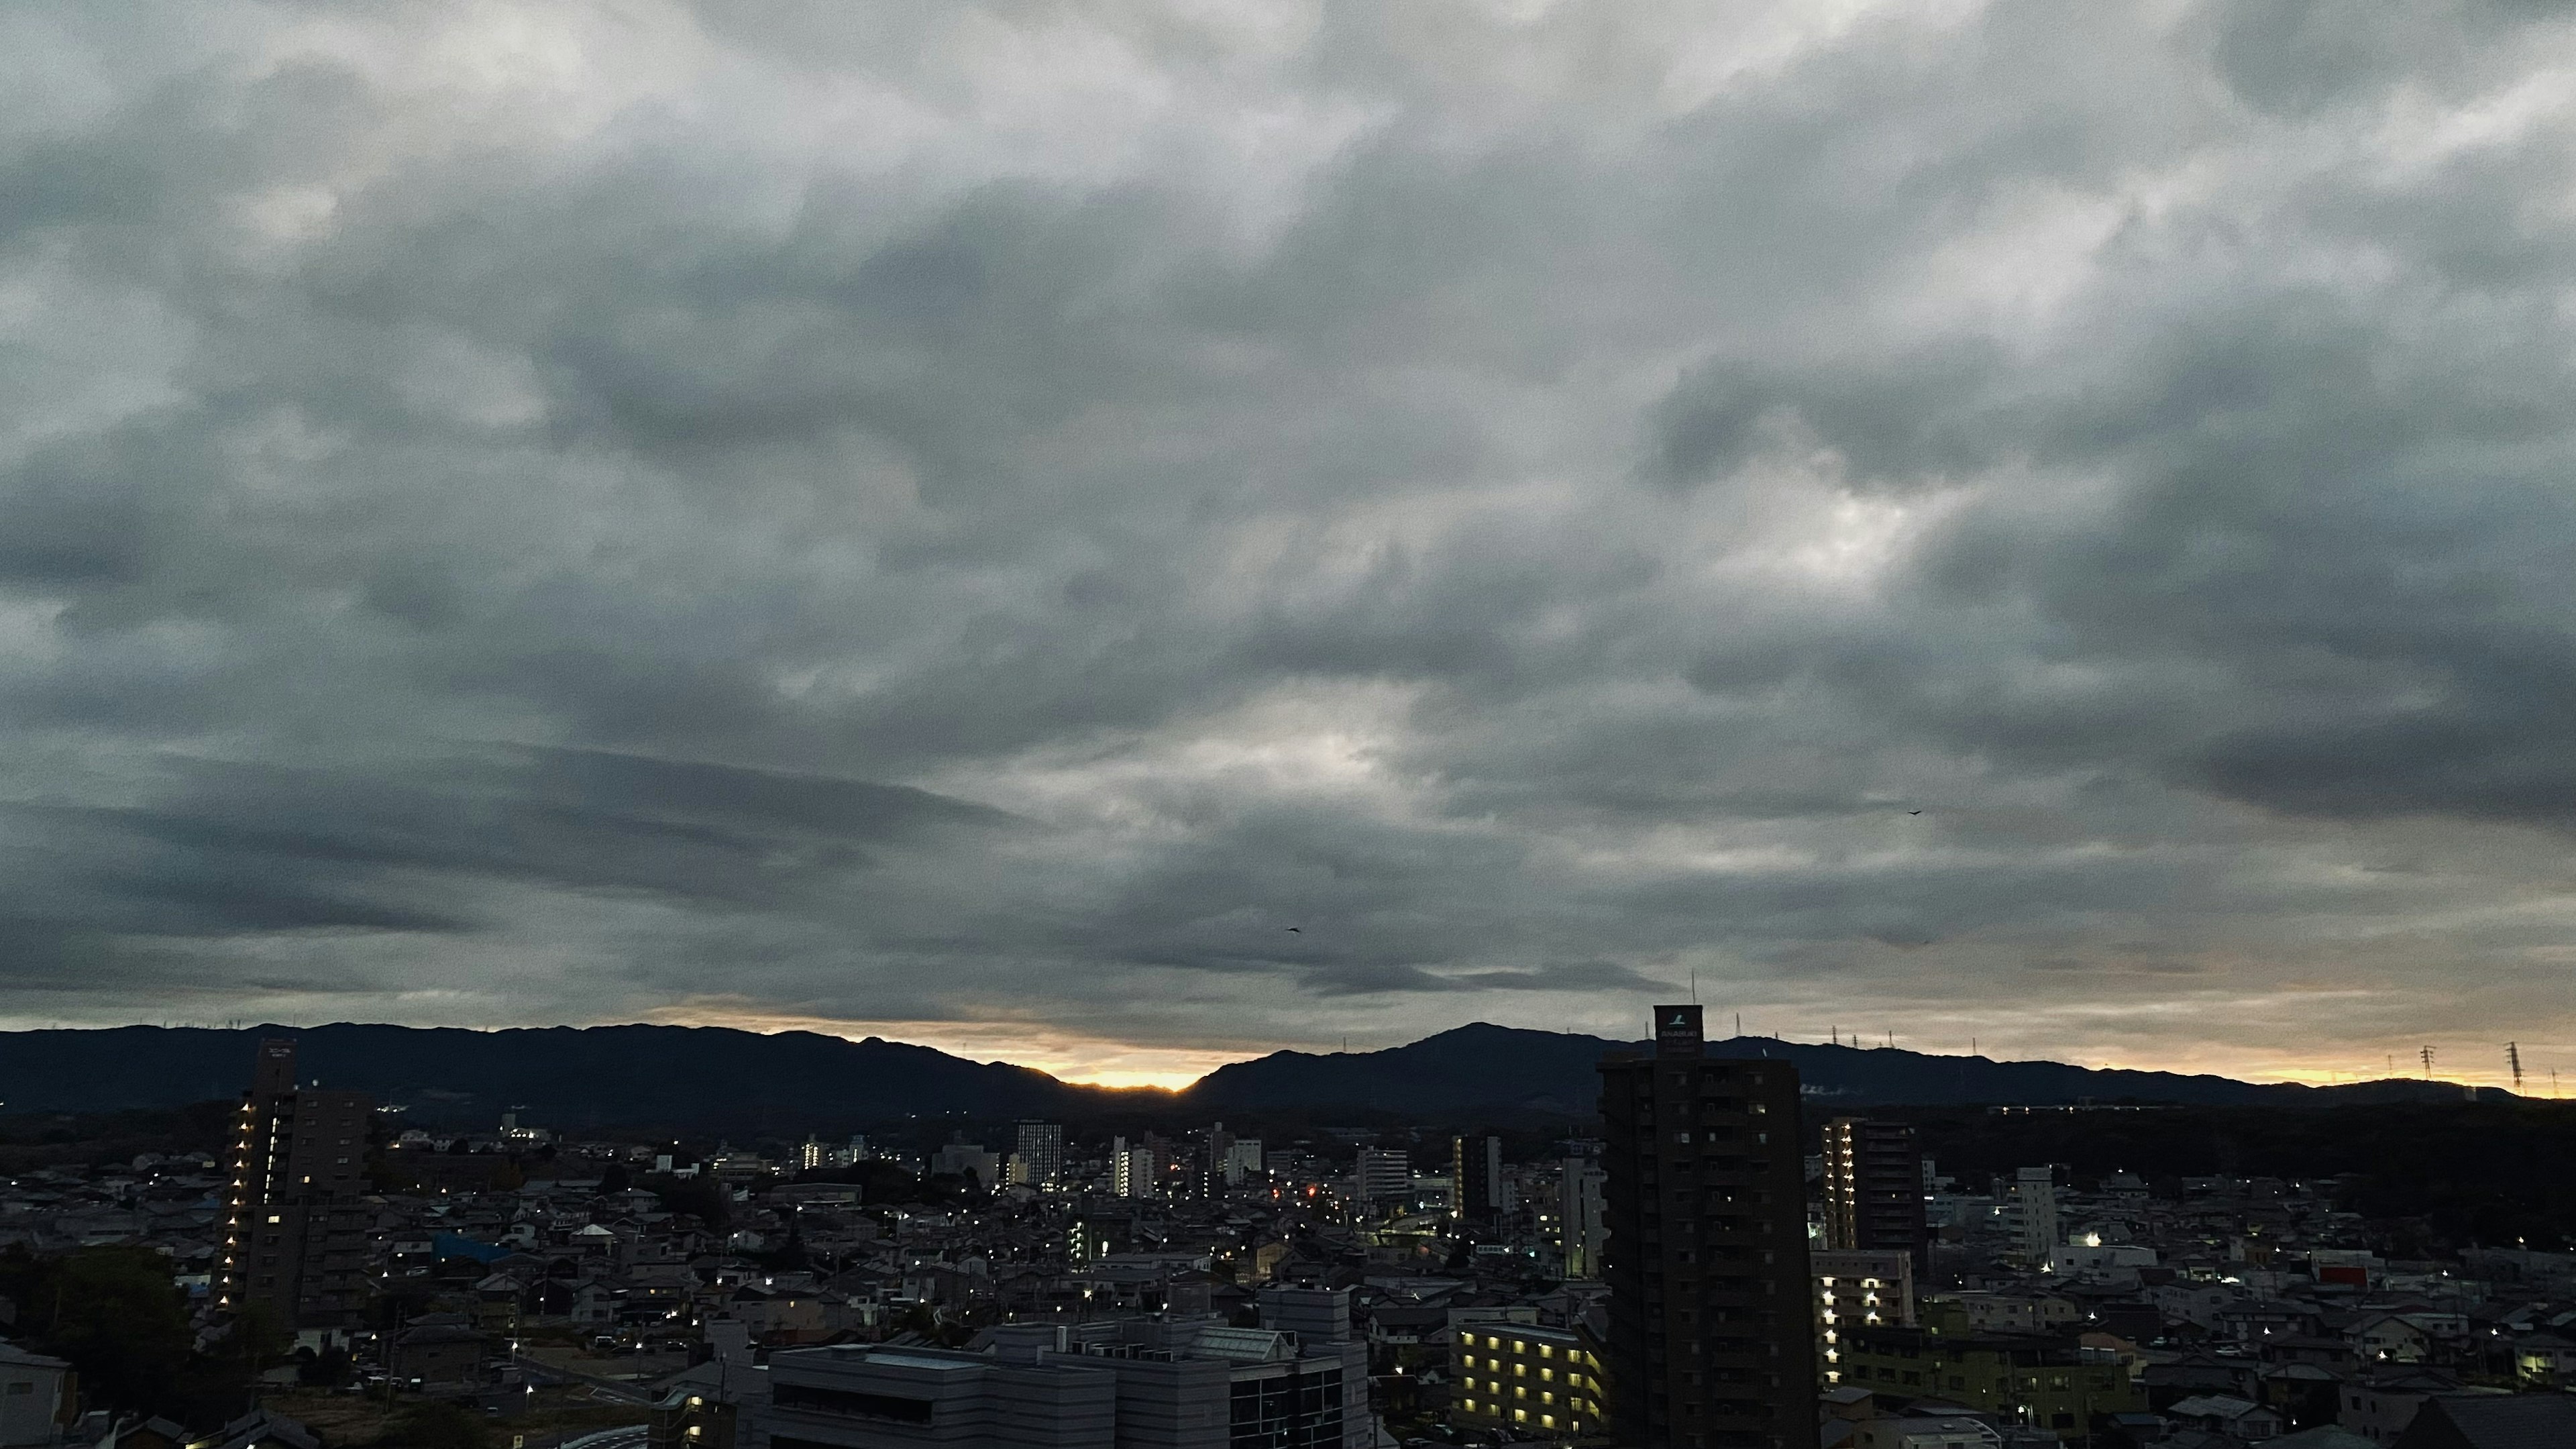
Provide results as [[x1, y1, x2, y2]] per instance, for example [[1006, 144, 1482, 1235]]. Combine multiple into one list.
[[1452, 1134, 1507, 1222], [1560, 1158, 1607, 1279], [1820, 1118, 1927, 1267], [1599, 1006, 1817, 1449], [1014, 1121, 1065, 1191], [218, 1038, 372, 1330]]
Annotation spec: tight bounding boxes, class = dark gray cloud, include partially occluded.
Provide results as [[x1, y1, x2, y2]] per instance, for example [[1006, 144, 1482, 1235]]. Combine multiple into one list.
[[3, 0, 2575, 1081]]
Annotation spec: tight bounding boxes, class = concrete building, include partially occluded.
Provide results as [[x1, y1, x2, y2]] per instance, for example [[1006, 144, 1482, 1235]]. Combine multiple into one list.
[[761, 1342, 1116, 1449], [1850, 1418, 2000, 1449], [1598, 1005, 1818, 1449], [1450, 1136, 1505, 1223], [1821, 1119, 1927, 1267], [1015, 1123, 1065, 1191], [1836, 1326, 2139, 1438], [2008, 1167, 2059, 1265], [1813, 1248, 1916, 1386], [0, 1343, 70, 1448], [1450, 1322, 1605, 1441], [930, 1142, 1001, 1191], [1255, 1287, 1354, 1350], [1558, 1159, 1606, 1279], [218, 1038, 372, 1330], [753, 1312, 1371, 1449], [1221, 1140, 1265, 1187], [1353, 1148, 1411, 1203], [1112, 1142, 1156, 1199]]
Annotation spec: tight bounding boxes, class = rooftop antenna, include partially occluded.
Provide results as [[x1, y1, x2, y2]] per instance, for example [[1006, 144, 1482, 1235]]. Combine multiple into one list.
[[2420, 1045, 2435, 1081], [2508, 1042, 2525, 1094], [1691, 969, 1699, 1004]]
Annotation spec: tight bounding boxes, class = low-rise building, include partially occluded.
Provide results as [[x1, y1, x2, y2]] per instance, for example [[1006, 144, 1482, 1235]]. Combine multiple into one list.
[[1838, 1326, 2141, 1440], [1817, 1248, 1917, 1387], [0, 1344, 71, 1448], [1447, 1322, 1604, 1442]]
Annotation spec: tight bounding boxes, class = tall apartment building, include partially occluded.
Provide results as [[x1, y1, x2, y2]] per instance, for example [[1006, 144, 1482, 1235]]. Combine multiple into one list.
[[219, 1038, 372, 1330], [1820, 1118, 1927, 1267], [2009, 1167, 2059, 1265], [1598, 1006, 1817, 1449], [1112, 1139, 1157, 1199], [1451, 1134, 1506, 1222], [1354, 1147, 1412, 1202], [1560, 1159, 1607, 1279], [1014, 1121, 1065, 1191]]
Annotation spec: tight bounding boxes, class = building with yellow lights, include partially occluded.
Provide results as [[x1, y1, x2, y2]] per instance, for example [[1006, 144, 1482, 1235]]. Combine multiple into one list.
[[217, 1038, 373, 1332], [1449, 1323, 1606, 1442], [1814, 1248, 1915, 1386]]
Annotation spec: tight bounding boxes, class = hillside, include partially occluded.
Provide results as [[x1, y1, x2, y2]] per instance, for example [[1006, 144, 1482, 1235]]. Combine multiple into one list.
[[1177, 1023, 2500, 1115], [0, 1024, 1149, 1130], [0, 1020, 2497, 1131]]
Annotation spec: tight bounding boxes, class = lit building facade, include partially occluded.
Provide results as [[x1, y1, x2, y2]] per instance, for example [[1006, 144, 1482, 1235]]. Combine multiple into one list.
[[1811, 1248, 1915, 1386], [1451, 1323, 1605, 1441]]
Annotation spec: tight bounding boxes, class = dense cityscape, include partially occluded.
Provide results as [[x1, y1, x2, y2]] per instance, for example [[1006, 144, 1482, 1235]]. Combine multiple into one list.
[[1, 1010, 2570, 1449]]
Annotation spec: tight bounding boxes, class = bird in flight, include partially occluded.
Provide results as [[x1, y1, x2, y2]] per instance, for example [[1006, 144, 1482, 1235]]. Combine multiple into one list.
[[1908, 810, 1922, 815], [1285, 926, 1301, 933]]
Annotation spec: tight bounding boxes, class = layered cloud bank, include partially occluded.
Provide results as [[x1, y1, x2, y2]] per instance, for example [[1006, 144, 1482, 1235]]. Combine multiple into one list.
[[5, 1, 2575, 1085]]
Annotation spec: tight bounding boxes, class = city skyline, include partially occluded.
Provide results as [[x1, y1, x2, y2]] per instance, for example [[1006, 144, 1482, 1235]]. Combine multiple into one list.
[[8, 4, 2576, 1093]]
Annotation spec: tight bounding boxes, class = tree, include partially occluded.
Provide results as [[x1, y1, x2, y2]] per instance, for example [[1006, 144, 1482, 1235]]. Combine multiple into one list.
[[600, 1162, 632, 1194], [645, 1173, 730, 1229], [0, 1244, 246, 1419]]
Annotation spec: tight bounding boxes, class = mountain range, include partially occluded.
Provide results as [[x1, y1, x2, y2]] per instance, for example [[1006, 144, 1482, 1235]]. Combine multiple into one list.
[[0, 1021, 2496, 1131]]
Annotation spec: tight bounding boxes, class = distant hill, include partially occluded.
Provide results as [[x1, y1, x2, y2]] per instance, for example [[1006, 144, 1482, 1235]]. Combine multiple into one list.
[[0, 1024, 1147, 1130], [1176, 1022, 2502, 1116], [0, 1020, 2499, 1132]]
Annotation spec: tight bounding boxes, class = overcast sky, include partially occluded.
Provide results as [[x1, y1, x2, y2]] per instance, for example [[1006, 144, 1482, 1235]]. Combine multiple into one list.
[[6, 1, 2575, 1087]]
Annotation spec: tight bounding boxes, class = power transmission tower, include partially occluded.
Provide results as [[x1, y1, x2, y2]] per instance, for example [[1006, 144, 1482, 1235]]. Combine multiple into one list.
[[2508, 1042, 2525, 1094], [2420, 1045, 2435, 1081]]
